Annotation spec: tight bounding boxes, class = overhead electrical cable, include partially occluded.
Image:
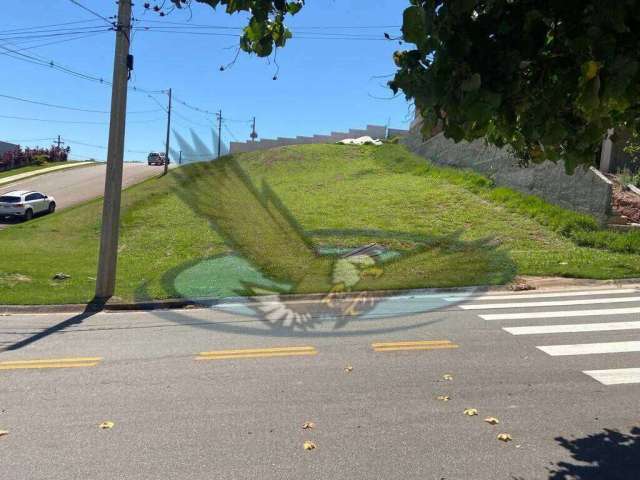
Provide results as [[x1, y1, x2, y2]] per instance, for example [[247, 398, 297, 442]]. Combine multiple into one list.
[[67, 0, 114, 27], [0, 113, 161, 125]]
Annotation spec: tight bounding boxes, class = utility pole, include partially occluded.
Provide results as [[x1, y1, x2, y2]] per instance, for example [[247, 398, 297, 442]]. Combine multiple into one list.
[[94, 0, 132, 301], [217, 110, 222, 159], [250, 117, 258, 142], [163, 88, 172, 175], [178, 150, 182, 165], [54, 135, 65, 161]]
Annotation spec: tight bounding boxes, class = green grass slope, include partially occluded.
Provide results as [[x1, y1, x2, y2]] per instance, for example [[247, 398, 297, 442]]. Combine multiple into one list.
[[0, 144, 638, 305]]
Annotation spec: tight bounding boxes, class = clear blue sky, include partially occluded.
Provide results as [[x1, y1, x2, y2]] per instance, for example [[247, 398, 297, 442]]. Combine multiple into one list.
[[0, 1, 412, 162]]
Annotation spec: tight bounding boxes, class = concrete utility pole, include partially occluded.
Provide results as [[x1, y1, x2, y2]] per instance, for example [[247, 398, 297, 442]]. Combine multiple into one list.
[[164, 88, 172, 175], [217, 110, 222, 159], [95, 0, 132, 301]]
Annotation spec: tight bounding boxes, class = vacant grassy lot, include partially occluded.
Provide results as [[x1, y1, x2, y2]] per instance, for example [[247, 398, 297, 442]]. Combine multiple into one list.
[[0, 144, 638, 305]]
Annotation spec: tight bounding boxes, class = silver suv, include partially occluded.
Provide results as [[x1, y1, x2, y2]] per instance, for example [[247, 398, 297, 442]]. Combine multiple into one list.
[[0, 190, 56, 221], [148, 152, 168, 166]]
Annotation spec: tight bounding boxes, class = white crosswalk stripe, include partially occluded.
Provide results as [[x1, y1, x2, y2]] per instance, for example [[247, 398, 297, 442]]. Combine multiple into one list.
[[461, 295, 640, 310], [537, 341, 640, 356], [460, 287, 640, 386], [503, 321, 640, 336], [480, 307, 640, 321], [583, 368, 640, 385], [445, 288, 638, 302]]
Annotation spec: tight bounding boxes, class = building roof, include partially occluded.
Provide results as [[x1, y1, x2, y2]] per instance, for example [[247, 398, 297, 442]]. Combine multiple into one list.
[[0, 141, 19, 155]]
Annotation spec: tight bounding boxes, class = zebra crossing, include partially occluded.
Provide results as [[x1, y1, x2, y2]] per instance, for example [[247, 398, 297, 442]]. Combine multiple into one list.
[[457, 287, 640, 385]]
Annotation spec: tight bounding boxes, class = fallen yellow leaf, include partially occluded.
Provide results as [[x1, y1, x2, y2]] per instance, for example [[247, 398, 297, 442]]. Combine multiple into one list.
[[0, 430, 8, 438], [442, 374, 453, 381], [303, 440, 316, 450], [99, 421, 115, 430], [302, 422, 315, 430], [484, 417, 500, 425], [463, 408, 478, 416], [344, 365, 353, 373], [497, 433, 513, 442], [436, 395, 450, 402]]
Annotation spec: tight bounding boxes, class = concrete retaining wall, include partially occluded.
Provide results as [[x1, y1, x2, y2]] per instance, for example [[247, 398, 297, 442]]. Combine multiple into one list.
[[404, 130, 613, 222], [229, 124, 409, 154]]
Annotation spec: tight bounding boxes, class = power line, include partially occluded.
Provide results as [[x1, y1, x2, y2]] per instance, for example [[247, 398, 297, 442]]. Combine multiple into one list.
[[61, 137, 150, 155], [0, 113, 161, 125], [133, 25, 395, 39], [0, 27, 113, 42], [146, 93, 169, 113], [3, 138, 55, 143], [63, 138, 107, 149], [67, 0, 114, 27], [172, 94, 218, 116], [0, 31, 112, 55], [171, 94, 250, 123], [0, 19, 104, 35], [171, 107, 214, 129], [223, 122, 238, 142], [0, 42, 164, 94], [133, 28, 389, 41], [0, 42, 113, 85], [135, 19, 400, 30], [0, 92, 162, 114]]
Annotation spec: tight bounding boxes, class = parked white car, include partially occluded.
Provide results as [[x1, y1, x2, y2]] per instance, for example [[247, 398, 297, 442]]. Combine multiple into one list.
[[0, 190, 56, 221]]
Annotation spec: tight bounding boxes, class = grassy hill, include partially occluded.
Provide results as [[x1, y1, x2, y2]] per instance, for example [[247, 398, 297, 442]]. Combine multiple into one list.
[[1, 143, 639, 305]]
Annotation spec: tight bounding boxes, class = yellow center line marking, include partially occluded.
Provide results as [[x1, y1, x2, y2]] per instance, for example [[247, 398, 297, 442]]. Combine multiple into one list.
[[197, 346, 317, 360], [0, 357, 103, 370], [372, 340, 459, 352]]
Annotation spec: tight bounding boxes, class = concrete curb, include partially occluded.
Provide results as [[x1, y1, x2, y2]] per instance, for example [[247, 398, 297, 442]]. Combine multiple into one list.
[[2, 277, 639, 315], [0, 162, 96, 187]]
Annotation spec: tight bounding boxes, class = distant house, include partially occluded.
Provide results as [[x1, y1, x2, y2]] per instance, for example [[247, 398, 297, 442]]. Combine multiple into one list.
[[0, 140, 19, 156]]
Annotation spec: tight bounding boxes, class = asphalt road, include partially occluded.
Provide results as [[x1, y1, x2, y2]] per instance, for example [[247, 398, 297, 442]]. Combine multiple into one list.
[[0, 163, 164, 229], [1, 286, 639, 479]]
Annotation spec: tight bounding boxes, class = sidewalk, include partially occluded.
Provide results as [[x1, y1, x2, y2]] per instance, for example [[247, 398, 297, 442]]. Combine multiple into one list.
[[0, 162, 95, 187]]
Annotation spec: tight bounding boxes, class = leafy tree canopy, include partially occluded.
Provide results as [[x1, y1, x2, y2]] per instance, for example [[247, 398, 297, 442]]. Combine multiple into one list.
[[171, 0, 640, 171], [390, 0, 640, 171]]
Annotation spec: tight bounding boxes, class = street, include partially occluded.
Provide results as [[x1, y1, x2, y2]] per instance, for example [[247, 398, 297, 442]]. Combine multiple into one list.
[[1, 286, 639, 479], [0, 163, 163, 229]]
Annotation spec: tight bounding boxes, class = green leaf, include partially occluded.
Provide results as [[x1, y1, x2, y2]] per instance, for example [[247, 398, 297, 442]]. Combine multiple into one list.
[[582, 61, 600, 81], [461, 73, 481, 92], [288, 1, 303, 14], [577, 76, 601, 115], [402, 6, 427, 46], [245, 17, 267, 42]]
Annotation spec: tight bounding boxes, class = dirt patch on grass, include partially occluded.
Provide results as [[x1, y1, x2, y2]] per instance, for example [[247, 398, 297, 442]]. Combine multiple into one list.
[[0, 273, 32, 287]]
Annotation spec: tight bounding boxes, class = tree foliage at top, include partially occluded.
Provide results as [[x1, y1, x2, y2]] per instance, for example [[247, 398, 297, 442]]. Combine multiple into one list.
[[171, 0, 303, 57], [390, 0, 640, 171]]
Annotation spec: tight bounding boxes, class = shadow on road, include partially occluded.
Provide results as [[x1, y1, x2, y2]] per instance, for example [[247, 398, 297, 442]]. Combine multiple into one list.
[[0, 302, 104, 352], [547, 427, 640, 480]]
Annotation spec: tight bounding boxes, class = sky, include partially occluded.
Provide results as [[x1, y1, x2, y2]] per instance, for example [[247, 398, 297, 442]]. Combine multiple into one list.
[[0, 0, 413, 162]]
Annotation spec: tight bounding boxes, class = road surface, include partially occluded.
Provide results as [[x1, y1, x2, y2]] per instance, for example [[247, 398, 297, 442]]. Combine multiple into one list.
[[0, 163, 164, 229], [1, 285, 639, 479]]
